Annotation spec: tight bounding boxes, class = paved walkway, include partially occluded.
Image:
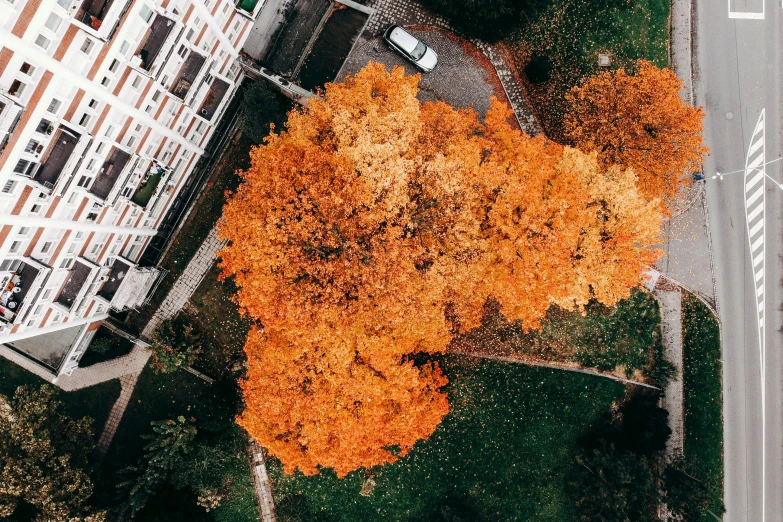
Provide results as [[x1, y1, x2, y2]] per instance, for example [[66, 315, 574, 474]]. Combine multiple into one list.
[[653, 277, 685, 460], [657, 0, 715, 307], [142, 228, 227, 338], [96, 372, 140, 455], [354, 0, 542, 135], [250, 441, 277, 522]]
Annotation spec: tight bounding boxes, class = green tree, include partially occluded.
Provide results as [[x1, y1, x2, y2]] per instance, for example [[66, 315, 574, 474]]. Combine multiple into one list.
[[121, 416, 197, 515], [0, 386, 105, 521], [571, 441, 661, 522], [149, 316, 203, 373], [240, 80, 290, 145], [664, 457, 723, 522]]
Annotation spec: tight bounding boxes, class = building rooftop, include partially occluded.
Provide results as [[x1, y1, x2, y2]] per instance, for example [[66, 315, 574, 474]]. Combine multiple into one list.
[[89, 147, 132, 200], [97, 257, 131, 302], [171, 52, 207, 99], [34, 128, 80, 188], [55, 260, 93, 310], [197, 78, 230, 121], [8, 324, 86, 371], [138, 14, 174, 71]]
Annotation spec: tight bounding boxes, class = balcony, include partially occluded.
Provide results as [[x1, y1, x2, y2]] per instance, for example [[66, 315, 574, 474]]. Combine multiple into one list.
[[0, 94, 23, 155], [33, 127, 81, 190], [0, 261, 41, 324], [197, 78, 230, 121], [76, 0, 116, 29], [89, 147, 132, 200], [170, 52, 206, 99], [235, 0, 259, 14], [55, 260, 93, 311], [135, 14, 175, 71], [131, 163, 166, 208], [97, 257, 161, 311]]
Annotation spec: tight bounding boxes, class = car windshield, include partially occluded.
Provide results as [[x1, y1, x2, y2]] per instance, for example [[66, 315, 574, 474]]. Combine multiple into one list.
[[411, 41, 426, 60]]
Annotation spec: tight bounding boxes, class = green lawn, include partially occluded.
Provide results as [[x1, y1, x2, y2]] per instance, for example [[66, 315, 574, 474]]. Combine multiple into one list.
[[0, 355, 121, 442], [98, 365, 258, 521], [682, 293, 725, 520], [509, 0, 670, 140], [270, 355, 625, 521], [132, 172, 162, 208]]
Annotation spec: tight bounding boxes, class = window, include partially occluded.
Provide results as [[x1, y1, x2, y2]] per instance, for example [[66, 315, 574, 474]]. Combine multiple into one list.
[[104, 125, 115, 137], [86, 159, 96, 171], [76, 232, 84, 239], [222, 2, 230, 13], [122, 187, 133, 197], [177, 45, 188, 59], [19, 62, 35, 75], [59, 257, 74, 269], [45, 13, 63, 32], [67, 243, 77, 254], [33, 305, 43, 315], [24, 139, 39, 153], [30, 204, 41, 214], [88, 98, 99, 109], [152, 90, 161, 102], [2, 181, 17, 194], [41, 241, 53, 253], [126, 136, 136, 148], [131, 75, 142, 89], [86, 212, 98, 222], [27, 319, 36, 327], [47, 99, 62, 114], [109, 59, 120, 73], [79, 113, 91, 126], [42, 289, 52, 300], [38, 192, 46, 199], [0, 259, 21, 272], [18, 227, 29, 236], [120, 40, 131, 56], [9, 241, 22, 254], [67, 192, 79, 204], [95, 142, 105, 154], [186, 28, 195, 41], [145, 105, 152, 113], [35, 35, 51, 50], [77, 176, 91, 188], [139, 4, 154, 23], [101, 77, 111, 87], [8, 80, 26, 97], [13, 159, 30, 174], [80, 38, 94, 54], [36, 119, 52, 133], [91, 243, 102, 254], [56, 0, 71, 7], [135, 123, 143, 132]]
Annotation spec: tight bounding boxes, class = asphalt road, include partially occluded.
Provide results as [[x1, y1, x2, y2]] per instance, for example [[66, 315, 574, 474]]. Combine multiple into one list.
[[695, 1, 783, 520]]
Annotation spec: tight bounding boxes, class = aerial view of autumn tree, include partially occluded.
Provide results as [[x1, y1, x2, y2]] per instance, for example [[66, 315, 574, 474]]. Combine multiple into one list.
[[565, 60, 709, 202], [218, 63, 664, 477]]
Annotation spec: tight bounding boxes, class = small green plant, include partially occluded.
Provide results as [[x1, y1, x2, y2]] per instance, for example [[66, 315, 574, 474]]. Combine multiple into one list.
[[89, 336, 114, 355], [150, 316, 203, 373]]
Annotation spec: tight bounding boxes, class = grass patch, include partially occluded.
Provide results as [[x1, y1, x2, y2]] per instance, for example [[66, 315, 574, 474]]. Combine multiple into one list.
[[132, 172, 162, 208], [682, 293, 724, 520], [270, 355, 625, 521], [0, 355, 121, 441], [98, 365, 258, 521], [454, 289, 670, 385], [185, 263, 254, 379], [79, 326, 135, 368], [508, 0, 670, 140]]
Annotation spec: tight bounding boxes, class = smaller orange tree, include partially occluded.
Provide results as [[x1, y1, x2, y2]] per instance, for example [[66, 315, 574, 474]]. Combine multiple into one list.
[[565, 61, 709, 202]]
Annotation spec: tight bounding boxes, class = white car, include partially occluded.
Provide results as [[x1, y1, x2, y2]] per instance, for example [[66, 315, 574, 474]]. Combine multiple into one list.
[[383, 25, 438, 73]]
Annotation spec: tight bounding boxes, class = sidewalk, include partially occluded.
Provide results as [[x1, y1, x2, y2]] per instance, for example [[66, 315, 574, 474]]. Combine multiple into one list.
[[657, 0, 716, 306]]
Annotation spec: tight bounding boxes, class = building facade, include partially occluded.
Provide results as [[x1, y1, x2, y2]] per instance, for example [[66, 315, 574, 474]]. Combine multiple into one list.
[[0, 0, 264, 378]]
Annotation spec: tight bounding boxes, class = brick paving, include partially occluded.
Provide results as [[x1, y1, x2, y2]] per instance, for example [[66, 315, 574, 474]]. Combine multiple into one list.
[[250, 441, 277, 522], [352, 0, 542, 135], [96, 372, 140, 455]]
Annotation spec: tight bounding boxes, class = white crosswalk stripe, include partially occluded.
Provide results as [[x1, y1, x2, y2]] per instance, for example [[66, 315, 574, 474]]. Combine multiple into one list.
[[744, 110, 765, 376]]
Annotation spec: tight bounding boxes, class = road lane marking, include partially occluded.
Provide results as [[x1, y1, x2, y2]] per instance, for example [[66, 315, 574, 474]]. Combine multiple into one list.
[[743, 108, 766, 522]]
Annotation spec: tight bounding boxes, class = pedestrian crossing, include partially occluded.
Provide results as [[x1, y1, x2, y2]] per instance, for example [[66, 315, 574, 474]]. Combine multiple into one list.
[[744, 109, 766, 370]]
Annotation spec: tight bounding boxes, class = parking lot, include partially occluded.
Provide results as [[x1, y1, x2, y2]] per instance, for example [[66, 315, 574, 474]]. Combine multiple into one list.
[[338, 27, 506, 118]]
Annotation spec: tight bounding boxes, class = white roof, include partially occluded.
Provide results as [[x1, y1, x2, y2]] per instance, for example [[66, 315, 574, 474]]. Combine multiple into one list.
[[110, 266, 160, 310], [389, 27, 419, 54]]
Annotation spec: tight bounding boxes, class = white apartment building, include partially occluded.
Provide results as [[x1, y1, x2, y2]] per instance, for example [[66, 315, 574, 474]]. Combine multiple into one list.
[[0, 0, 266, 378]]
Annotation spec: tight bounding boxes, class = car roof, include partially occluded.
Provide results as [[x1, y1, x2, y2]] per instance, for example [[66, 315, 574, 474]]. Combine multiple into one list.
[[388, 26, 420, 55]]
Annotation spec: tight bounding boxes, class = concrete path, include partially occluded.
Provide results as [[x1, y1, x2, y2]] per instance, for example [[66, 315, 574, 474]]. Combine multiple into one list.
[[96, 372, 140, 455], [653, 277, 685, 460], [656, 0, 715, 306], [142, 227, 227, 338], [250, 441, 277, 522]]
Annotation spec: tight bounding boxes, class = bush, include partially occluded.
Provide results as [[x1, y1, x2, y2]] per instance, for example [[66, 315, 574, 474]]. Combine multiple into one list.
[[149, 316, 204, 373], [90, 335, 114, 355], [240, 80, 291, 145], [419, 0, 547, 42]]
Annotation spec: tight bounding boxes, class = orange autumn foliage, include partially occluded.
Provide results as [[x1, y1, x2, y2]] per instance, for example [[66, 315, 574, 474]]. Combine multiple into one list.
[[565, 60, 709, 202], [219, 63, 665, 477]]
